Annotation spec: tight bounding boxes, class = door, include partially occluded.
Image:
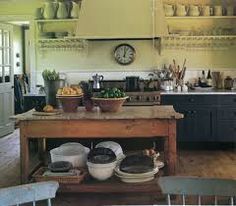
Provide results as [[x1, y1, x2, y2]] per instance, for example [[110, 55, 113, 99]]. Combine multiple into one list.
[[0, 23, 14, 137]]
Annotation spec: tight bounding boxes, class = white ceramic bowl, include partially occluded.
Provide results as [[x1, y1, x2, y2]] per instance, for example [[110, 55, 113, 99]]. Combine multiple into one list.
[[50, 144, 90, 168], [95, 141, 124, 160], [87, 160, 117, 181]]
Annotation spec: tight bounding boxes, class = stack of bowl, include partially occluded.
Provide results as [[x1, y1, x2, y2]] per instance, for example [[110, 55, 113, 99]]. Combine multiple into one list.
[[86, 148, 117, 181]]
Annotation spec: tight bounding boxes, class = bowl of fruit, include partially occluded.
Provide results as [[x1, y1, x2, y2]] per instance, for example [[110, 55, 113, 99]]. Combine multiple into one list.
[[91, 88, 128, 112], [56, 86, 83, 112]]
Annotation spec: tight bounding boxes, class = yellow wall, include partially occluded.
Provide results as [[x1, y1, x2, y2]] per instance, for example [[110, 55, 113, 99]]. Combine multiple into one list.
[[0, 0, 236, 75]]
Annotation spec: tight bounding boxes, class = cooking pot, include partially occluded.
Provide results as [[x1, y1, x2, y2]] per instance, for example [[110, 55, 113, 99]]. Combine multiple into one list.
[[125, 76, 140, 92]]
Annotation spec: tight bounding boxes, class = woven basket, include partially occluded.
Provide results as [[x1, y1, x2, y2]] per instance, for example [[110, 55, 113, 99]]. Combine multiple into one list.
[[32, 167, 87, 184]]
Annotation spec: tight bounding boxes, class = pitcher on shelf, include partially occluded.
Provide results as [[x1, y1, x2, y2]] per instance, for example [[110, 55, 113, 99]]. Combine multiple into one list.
[[70, 1, 80, 18], [57, 0, 69, 19], [43, 0, 58, 19]]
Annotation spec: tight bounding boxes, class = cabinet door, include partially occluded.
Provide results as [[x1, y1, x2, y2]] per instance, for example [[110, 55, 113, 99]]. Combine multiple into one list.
[[217, 121, 236, 142], [175, 106, 214, 142]]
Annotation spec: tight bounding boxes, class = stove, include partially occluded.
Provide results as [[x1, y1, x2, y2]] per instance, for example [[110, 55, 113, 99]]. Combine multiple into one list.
[[124, 91, 160, 106]]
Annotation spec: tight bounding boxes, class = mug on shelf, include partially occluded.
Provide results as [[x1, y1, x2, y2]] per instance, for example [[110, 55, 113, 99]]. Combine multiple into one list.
[[201, 5, 212, 16], [175, 4, 188, 16], [213, 5, 223, 16], [188, 5, 200, 16], [226, 6, 234, 16], [164, 4, 175, 16], [35, 7, 44, 19]]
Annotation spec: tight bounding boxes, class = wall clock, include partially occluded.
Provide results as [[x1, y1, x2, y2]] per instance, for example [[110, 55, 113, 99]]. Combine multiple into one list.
[[114, 44, 136, 65]]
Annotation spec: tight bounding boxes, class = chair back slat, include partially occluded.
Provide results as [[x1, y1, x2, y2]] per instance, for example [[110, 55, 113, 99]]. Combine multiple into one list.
[[0, 181, 59, 206], [158, 176, 236, 196]]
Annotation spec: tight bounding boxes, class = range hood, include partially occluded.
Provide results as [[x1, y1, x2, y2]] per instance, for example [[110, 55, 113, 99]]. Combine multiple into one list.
[[76, 0, 168, 39]]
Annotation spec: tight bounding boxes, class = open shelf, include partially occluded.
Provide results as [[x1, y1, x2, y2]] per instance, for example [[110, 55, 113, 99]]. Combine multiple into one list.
[[166, 16, 236, 20], [35, 18, 79, 23]]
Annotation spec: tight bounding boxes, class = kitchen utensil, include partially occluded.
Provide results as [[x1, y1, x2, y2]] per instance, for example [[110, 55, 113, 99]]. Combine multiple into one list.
[[48, 161, 73, 172], [214, 5, 223, 16], [35, 7, 44, 19], [212, 71, 223, 89], [175, 4, 188, 16], [125, 76, 140, 92], [57, 1, 69, 19], [92, 74, 104, 90], [70, 1, 80, 18], [188, 5, 200, 16], [87, 147, 116, 164], [120, 154, 154, 174], [164, 4, 175, 16], [43, 1, 58, 19], [91, 96, 128, 112]]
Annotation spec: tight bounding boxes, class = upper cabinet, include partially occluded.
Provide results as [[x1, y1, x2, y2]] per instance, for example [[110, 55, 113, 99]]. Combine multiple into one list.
[[76, 0, 168, 39]]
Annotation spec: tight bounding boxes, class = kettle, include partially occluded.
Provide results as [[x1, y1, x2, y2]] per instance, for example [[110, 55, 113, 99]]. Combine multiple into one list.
[[92, 74, 104, 90]]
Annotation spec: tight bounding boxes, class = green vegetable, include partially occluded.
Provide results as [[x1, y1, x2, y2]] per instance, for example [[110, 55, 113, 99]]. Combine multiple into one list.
[[99, 87, 126, 98], [42, 69, 60, 81]]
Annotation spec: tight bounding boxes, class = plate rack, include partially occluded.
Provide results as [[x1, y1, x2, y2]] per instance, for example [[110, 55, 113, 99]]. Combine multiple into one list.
[[37, 37, 88, 51], [159, 35, 236, 50]]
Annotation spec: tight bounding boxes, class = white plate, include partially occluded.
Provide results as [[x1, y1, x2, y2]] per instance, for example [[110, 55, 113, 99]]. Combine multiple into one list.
[[119, 176, 154, 183], [114, 166, 159, 178]]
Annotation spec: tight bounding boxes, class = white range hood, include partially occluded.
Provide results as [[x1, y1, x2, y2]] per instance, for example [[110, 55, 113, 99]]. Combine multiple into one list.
[[76, 0, 168, 39]]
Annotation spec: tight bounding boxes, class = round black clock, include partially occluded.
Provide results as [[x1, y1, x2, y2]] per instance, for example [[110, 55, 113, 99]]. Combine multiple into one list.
[[114, 44, 136, 65]]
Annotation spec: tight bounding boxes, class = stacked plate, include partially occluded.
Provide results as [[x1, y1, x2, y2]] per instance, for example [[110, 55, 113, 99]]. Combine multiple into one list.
[[114, 154, 161, 183], [114, 166, 159, 183]]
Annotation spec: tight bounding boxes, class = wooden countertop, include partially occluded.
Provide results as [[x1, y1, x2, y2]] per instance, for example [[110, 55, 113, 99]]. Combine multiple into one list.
[[12, 106, 183, 121]]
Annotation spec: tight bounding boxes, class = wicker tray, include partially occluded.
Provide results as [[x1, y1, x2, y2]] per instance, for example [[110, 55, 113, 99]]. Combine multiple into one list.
[[32, 167, 88, 184]]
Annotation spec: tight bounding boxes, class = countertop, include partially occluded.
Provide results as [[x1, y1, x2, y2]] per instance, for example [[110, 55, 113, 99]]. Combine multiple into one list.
[[12, 106, 183, 121], [160, 89, 236, 95]]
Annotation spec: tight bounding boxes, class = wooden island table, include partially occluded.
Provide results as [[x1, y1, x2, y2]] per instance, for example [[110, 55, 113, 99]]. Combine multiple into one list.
[[14, 106, 183, 193]]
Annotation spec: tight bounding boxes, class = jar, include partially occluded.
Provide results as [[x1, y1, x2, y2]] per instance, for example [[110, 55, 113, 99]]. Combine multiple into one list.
[[224, 76, 233, 90]]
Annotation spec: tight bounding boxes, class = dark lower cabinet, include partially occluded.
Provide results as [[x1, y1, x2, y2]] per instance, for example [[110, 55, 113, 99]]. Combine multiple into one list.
[[161, 94, 235, 143]]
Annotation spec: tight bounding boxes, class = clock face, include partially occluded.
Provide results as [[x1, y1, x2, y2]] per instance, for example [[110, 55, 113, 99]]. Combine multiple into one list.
[[114, 44, 136, 65]]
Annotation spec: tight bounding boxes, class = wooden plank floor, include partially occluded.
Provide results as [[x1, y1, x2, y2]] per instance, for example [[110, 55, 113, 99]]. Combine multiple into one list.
[[0, 130, 235, 205]]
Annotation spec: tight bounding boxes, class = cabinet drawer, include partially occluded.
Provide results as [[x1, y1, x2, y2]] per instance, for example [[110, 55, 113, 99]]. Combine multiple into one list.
[[161, 95, 217, 105], [217, 95, 236, 105], [217, 121, 236, 142], [217, 108, 236, 120]]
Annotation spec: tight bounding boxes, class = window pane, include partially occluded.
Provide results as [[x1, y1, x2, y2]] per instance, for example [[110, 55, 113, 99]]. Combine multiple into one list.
[[3, 30, 10, 47], [4, 48, 10, 65], [0, 49, 2, 65], [0, 67, 3, 83], [4, 66, 10, 82], [0, 30, 2, 47]]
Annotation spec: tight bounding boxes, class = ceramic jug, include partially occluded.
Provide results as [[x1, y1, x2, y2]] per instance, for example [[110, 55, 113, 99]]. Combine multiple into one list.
[[214, 5, 223, 16], [35, 7, 44, 19], [201, 5, 212, 16], [43, 1, 57, 19], [175, 4, 188, 16], [57, 1, 69, 19], [164, 4, 175, 17], [70, 1, 79, 18], [188, 5, 200, 16]]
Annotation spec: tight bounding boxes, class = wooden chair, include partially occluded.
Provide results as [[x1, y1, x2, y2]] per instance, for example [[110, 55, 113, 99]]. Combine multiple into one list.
[[0, 181, 59, 206], [158, 176, 236, 205]]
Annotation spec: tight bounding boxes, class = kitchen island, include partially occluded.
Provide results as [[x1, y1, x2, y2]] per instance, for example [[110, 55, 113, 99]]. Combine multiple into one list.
[[14, 105, 183, 189]]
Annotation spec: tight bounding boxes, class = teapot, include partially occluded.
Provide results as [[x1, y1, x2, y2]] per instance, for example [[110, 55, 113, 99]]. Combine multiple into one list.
[[70, 1, 80, 18], [92, 74, 104, 90], [57, 1, 69, 19], [43, 1, 58, 19]]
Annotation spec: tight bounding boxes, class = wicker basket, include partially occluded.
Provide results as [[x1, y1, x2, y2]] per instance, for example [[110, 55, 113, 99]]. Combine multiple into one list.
[[32, 167, 87, 184]]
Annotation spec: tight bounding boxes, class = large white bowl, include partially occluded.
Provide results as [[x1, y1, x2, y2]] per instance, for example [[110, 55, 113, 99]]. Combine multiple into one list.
[[87, 161, 117, 181], [50, 144, 90, 168]]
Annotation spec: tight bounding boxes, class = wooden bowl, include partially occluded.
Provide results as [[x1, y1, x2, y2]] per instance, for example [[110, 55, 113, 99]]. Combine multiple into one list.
[[56, 95, 83, 112], [91, 97, 128, 112]]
